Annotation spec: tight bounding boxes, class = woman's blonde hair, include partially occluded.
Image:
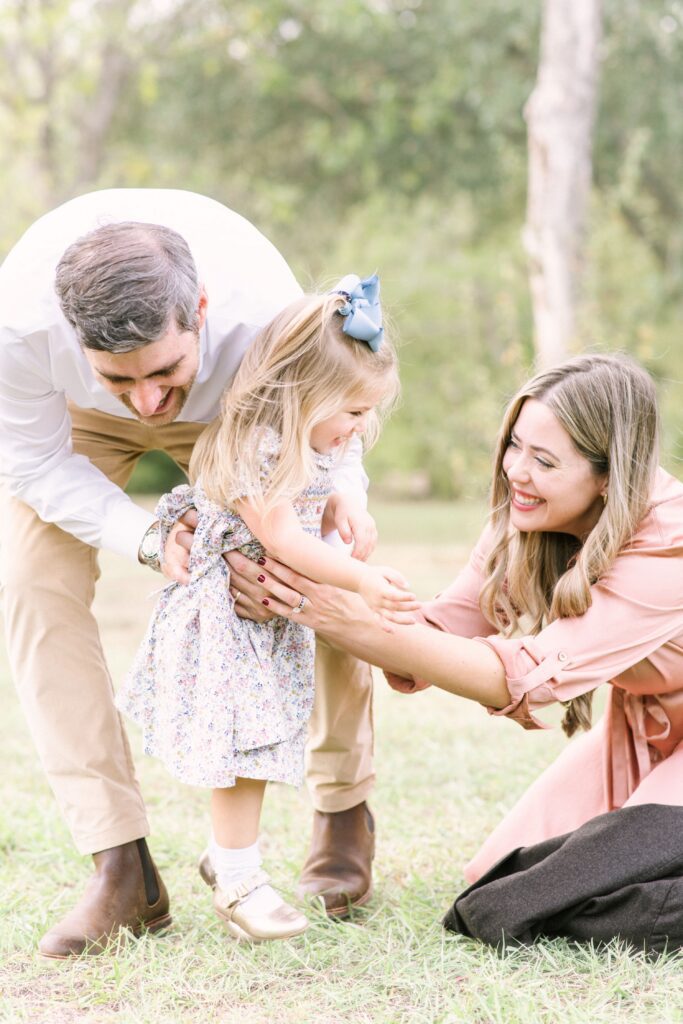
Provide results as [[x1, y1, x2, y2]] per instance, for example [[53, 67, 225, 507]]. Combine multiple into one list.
[[190, 291, 399, 512], [479, 353, 659, 737]]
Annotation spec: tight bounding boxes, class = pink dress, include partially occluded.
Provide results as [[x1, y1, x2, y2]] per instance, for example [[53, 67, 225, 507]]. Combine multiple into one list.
[[414, 468, 683, 882]]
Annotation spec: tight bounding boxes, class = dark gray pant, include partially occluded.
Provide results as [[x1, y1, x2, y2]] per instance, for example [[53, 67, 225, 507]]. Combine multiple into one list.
[[445, 803, 683, 953]]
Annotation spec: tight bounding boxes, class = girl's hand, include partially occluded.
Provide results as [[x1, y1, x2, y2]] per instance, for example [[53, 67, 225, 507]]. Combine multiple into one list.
[[357, 565, 420, 631], [162, 509, 198, 584], [322, 494, 378, 561]]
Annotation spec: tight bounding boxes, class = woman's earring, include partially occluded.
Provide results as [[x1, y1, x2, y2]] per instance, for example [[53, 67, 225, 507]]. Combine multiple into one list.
[[602, 491, 608, 506]]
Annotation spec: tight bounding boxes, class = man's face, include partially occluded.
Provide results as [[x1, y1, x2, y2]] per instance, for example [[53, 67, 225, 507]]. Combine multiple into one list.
[[83, 322, 200, 427]]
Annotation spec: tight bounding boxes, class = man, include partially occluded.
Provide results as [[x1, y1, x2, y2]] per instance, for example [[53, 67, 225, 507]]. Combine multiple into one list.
[[0, 189, 376, 958]]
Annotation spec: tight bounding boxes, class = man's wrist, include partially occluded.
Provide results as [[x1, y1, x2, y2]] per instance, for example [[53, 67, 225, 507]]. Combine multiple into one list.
[[138, 520, 162, 572]]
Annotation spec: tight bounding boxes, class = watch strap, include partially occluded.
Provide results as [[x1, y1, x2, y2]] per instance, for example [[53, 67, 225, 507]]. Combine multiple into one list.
[[138, 520, 162, 573]]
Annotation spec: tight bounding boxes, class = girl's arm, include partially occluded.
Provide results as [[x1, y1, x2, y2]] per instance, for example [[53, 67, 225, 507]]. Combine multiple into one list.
[[234, 497, 418, 623]]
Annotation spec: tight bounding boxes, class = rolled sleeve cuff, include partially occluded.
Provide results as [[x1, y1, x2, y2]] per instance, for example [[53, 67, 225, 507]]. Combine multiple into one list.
[[474, 634, 571, 730]]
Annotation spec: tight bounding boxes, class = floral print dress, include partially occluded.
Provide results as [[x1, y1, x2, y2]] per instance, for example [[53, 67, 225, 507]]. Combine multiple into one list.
[[116, 432, 334, 789]]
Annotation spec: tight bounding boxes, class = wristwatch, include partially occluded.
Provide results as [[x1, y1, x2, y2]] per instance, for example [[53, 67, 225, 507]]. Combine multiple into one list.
[[138, 521, 162, 573]]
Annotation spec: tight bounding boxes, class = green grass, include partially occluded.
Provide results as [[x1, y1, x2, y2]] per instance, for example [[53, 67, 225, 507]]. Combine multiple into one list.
[[1, 500, 682, 1023]]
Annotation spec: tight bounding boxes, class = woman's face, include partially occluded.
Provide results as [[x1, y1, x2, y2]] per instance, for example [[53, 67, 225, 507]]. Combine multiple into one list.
[[502, 399, 608, 539]]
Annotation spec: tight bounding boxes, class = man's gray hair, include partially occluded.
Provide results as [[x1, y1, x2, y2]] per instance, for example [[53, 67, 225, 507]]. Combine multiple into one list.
[[55, 222, 201, 352]]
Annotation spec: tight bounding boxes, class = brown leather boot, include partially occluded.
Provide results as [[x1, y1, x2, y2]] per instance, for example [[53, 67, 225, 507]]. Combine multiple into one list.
[[296, 802, 375, 917], [38, 838, 171, 959]]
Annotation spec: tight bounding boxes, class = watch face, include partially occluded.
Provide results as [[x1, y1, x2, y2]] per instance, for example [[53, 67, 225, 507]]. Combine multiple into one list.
[[142, 527, 160, 559]]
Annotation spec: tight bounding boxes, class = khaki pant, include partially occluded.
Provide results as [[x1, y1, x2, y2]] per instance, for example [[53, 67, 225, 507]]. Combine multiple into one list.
[[0, 407, 374, 854]]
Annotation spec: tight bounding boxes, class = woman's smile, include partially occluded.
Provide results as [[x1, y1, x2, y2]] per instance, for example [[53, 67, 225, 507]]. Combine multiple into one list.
[[510, 488, 544, 510]]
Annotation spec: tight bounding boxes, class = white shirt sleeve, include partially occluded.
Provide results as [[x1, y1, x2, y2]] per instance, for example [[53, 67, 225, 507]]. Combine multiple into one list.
[[0, 328, 154, 559]]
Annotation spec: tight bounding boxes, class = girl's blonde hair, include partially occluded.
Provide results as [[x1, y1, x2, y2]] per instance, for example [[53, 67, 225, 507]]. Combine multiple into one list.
[[190, 291, 399, 512], [479, 353, 659, 737]]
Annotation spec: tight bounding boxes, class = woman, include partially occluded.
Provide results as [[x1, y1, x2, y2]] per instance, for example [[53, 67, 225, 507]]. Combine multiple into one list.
[[224, 353, 683, 885]]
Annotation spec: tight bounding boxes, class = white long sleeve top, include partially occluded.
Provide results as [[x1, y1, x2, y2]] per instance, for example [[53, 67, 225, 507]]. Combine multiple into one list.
[[0, 189, 367, 561]]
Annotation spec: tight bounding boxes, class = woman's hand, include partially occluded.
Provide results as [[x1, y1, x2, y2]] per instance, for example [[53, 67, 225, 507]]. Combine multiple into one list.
[[224, 549, 364, 631], [161, 509, 198, 584], [224, 550, 301, 623]]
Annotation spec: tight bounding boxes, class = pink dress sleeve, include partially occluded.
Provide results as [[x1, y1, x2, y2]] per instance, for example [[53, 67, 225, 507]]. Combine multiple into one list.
[[481, 512, 683, 730]]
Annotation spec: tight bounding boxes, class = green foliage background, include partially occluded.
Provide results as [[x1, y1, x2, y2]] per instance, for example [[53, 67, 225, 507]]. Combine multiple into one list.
[[1, 0, 681, 496]]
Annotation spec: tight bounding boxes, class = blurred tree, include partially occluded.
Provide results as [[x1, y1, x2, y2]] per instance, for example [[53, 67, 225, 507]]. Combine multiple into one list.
[[597, 1, 683, 293], [524, 0, 602, 368], [106, 0, 539, 242], [0, 0, 681, 495], [3, 0, 680, 271], [0, 0, 199, 237]]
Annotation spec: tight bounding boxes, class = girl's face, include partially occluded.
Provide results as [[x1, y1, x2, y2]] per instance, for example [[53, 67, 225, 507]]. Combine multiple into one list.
[[502, 399, 608, 539], [310, 395, 377, 454]]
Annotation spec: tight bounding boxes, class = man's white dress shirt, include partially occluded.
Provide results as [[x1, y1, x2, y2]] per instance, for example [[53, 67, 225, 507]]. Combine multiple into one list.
[[0, 190, 367, 561]]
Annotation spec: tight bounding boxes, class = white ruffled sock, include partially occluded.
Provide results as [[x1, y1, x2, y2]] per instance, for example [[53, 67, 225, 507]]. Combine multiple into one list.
[[209, 834, 285, 914]]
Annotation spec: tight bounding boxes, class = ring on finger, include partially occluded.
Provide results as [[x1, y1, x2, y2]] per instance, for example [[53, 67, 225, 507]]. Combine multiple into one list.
[[292, 594, 306, 614], [233, 589, 242, 602]]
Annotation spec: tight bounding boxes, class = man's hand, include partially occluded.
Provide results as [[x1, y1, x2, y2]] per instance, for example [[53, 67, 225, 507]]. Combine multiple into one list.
[[161, 509, 198, 584], [384, 671, 433, 695], [322, 494, 378, 561]]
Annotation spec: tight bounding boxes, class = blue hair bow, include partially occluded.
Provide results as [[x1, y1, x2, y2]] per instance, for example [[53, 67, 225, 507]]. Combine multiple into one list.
[[332, 273, 384, 352]]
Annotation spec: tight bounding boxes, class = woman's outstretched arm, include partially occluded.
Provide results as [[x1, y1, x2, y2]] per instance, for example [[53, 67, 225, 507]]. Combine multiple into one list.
[[224, 550, 511, 710]]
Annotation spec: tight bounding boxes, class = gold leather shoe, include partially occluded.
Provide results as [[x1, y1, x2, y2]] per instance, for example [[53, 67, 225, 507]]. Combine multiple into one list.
[[198, 852, 309, 942]]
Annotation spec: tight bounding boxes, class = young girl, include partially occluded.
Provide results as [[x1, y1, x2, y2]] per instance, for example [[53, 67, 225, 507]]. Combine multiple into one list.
[[116, 274, 415, 942]]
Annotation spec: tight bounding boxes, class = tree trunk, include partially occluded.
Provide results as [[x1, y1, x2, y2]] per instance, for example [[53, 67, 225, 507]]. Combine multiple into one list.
[[523, 0, 602, 368]]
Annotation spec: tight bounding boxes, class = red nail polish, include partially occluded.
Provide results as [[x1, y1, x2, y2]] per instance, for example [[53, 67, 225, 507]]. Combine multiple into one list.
[[262, 598, 270, 606], [257, 557, 266, 566], [257, 574, 266, 583]]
